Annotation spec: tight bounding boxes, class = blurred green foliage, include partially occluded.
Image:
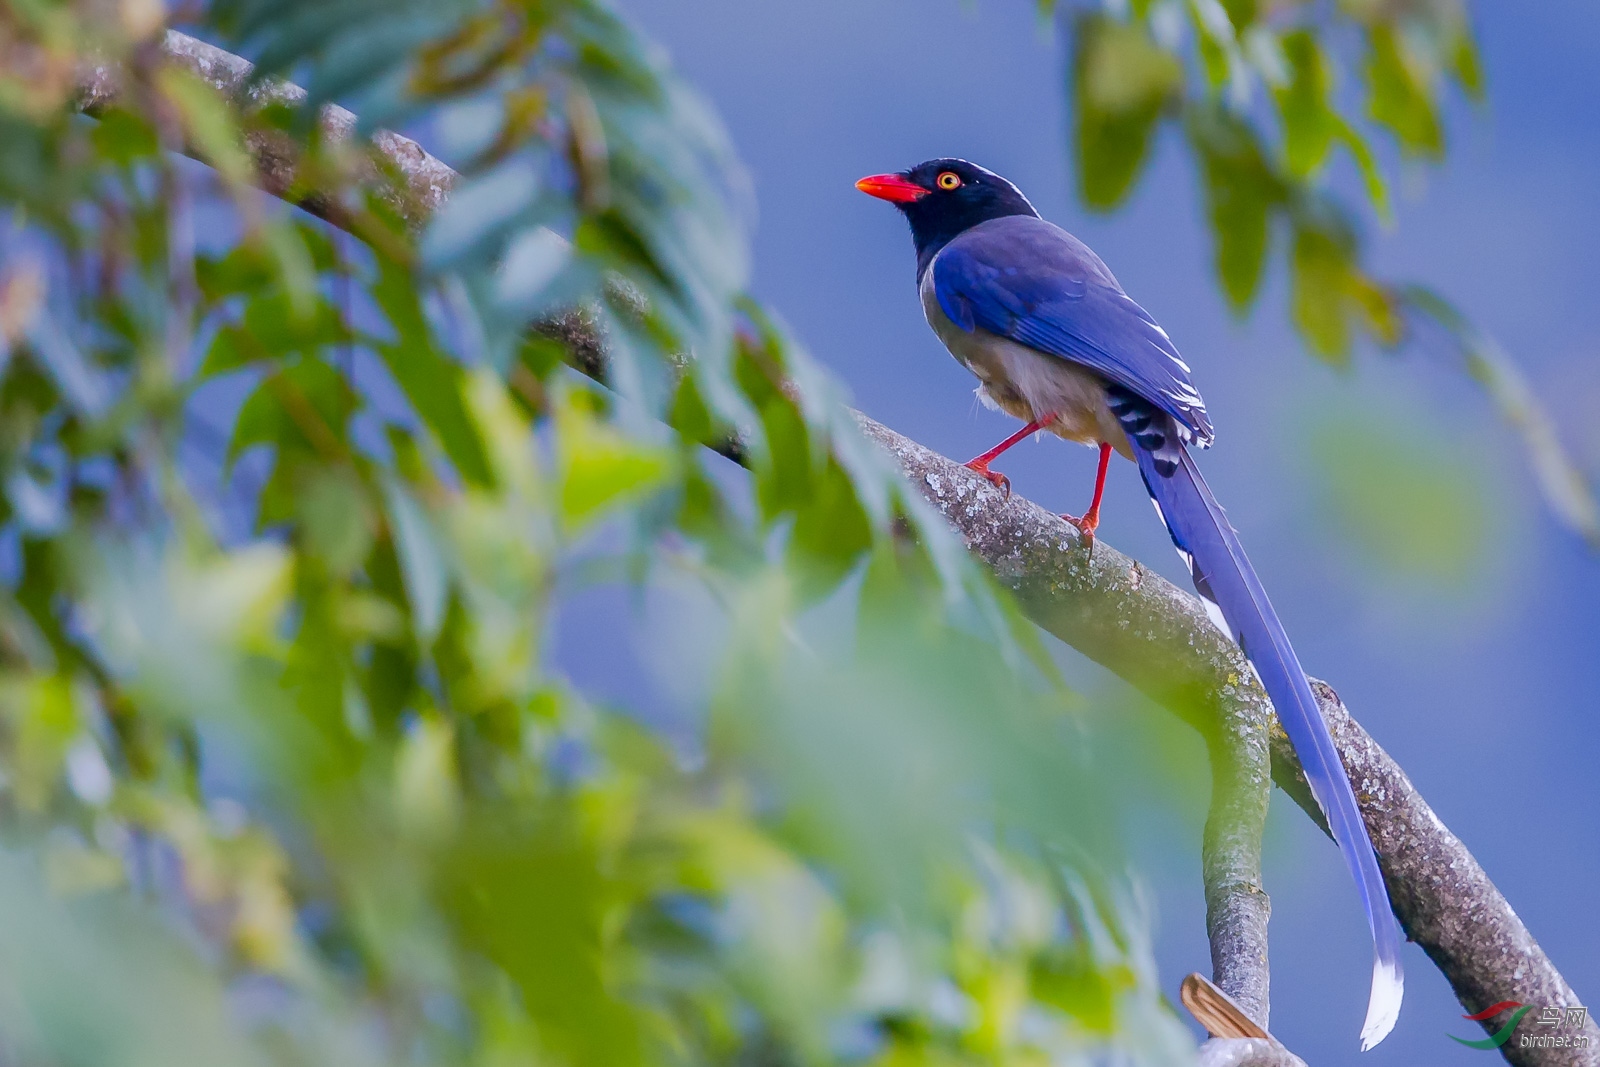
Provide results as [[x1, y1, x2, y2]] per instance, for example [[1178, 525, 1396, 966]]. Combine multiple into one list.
[[0, 2, 1200, 1065], [1055, 0, 1599, 545], [1307, 411, 1489, 585], [1060, 0, 1476, 354]]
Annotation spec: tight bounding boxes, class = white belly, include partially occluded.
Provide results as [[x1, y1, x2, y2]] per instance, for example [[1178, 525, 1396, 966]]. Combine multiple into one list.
[[920, 270, 1131, 457]]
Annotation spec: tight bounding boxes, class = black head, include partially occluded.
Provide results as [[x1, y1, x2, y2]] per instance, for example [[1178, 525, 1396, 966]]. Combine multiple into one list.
[[856, 158, 1039, 270]]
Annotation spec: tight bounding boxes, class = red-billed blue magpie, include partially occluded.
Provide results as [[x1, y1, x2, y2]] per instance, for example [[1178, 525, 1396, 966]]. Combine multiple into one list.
[[858, 158, 1403, 1049]]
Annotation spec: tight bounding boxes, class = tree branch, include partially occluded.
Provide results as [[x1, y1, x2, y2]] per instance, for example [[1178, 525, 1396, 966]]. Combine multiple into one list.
[[1196, 1038, 1308, 1067], [1204, 717, 1273, 1030], [858, 416, 1599, 1065], [78, 29, 455, 230], [71, 29, 1597, 1065]]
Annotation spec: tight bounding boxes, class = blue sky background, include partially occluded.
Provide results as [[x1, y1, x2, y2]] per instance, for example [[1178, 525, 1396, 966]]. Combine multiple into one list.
[[578, 1, 1600, 1061]]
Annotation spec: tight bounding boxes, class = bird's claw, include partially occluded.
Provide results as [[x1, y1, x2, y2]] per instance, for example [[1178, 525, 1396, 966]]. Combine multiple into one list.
[[1061, 512, 1099, 554], [964, 461, 1011, 499]]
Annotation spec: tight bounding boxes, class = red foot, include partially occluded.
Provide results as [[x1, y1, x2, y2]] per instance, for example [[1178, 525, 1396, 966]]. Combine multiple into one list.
[[964, 459, 1011, 498], [1061, 510, 1100, 549], [1061, 442, 1113, 553]]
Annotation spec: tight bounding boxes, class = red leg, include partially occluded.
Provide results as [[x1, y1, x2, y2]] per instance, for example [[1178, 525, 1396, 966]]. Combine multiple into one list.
[[1063, 441, 1113, 545], [964, 414, 1055, 497]]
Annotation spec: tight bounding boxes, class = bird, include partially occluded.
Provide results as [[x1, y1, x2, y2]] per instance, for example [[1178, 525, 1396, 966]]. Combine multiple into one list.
[[857, 158, 1404, 1050]]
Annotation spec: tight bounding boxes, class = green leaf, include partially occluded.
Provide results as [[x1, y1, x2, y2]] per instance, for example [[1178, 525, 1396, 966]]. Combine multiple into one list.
[[200, 294, 352, 378], [298, 464, 375, 576], [10, 674, 80, 812], [1365, 25, 1443, 156], [381, 475, 450, 643], [744, 368, 813, 525], [1194, 26, 1232, 94], [90, 109, 159, 167], [258, 223, 320, 320], [666, 374, 717, 451], [1188, 108, 1278, 310], [554, 388, 671, 530], [1289, 216, 1399, 363], [1333, 118, 1392, 223], [787, 458, 873, 597], [369, 258, 495, 487], [1072, 13, 1182, 210], [1290, 222, 1352, 361], [394, 716, 460, 837], [1276, 31, 1335, 177], [1032, 948, 1132, 1035], [437, 817, 645, 1067], [227, 356, 354, 464], [1451, 28, 1485, 99], [200, 327, 267, 379], [1218, 0, 1257, 30], [197, 246, 274, 304]]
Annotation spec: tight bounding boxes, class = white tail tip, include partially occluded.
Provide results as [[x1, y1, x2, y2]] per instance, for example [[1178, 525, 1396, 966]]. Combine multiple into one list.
[[1359, 957, 1404, 1051]]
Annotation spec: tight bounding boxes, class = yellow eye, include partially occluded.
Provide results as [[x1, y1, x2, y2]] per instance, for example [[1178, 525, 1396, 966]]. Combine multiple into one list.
[[937, 171, 962, 191]]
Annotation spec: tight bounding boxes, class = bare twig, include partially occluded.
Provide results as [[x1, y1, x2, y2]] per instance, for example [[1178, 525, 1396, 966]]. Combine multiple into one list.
[[70, 30, 1599, 1065]]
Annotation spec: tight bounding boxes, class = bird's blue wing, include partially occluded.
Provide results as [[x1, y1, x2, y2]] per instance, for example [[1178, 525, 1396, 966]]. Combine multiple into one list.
[[930, 215, 1215, 445]]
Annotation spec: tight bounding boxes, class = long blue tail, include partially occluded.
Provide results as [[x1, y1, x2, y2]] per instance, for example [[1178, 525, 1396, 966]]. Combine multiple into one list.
[[1111, 391, 1404, 1049]]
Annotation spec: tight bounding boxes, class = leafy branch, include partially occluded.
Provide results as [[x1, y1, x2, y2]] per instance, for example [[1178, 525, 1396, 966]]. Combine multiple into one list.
[[1063, 0, 1600, 547]]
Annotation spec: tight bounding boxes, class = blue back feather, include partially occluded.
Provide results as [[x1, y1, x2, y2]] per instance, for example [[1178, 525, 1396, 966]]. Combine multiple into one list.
[[929, 216, 1214, 446]]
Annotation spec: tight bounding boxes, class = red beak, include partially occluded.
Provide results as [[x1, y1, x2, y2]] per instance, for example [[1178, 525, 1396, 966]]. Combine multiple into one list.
[[855, 173, 928, 204]]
